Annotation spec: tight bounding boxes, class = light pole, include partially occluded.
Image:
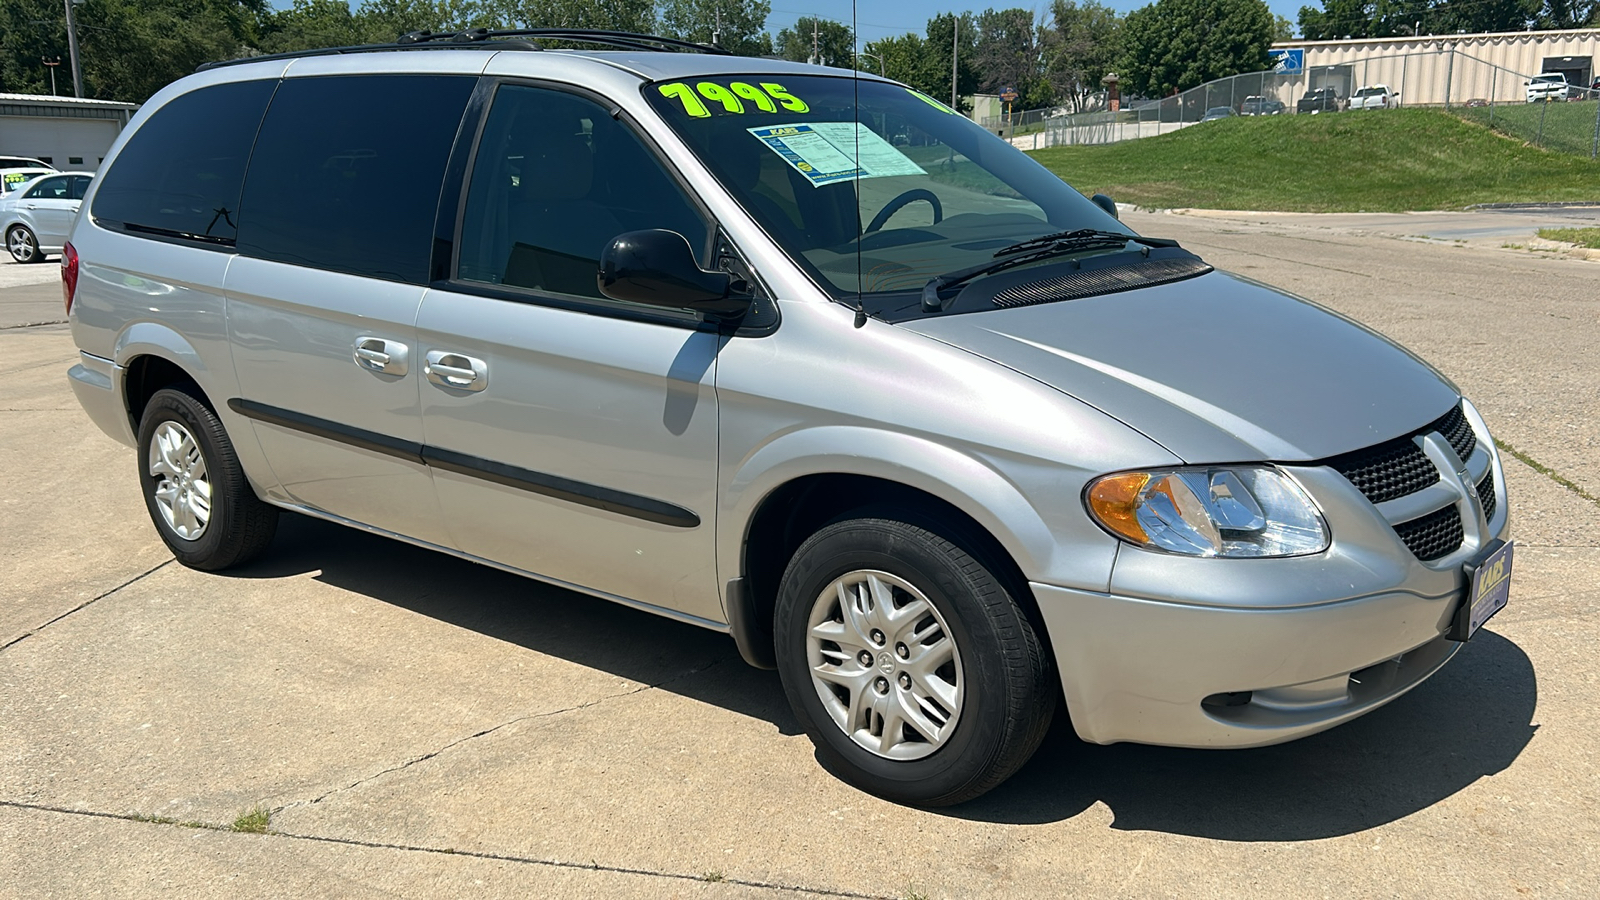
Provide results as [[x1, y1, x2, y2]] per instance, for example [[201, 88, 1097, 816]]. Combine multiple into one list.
[[64, 0, 84, 98], [42, 56, 61, 96], [856, 51, 886, 78]]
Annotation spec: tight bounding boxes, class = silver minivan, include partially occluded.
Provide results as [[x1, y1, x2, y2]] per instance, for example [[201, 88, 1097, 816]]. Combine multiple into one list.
[[64, 31, 1512, 806]]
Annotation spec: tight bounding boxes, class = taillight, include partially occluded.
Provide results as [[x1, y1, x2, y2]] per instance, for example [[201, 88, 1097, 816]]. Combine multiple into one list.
[[62, 241, 79, 315]]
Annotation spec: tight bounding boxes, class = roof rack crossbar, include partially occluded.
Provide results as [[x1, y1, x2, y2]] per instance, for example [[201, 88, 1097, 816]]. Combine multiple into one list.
[[196, 27, 728, 73], [397, 28, 731, 55]]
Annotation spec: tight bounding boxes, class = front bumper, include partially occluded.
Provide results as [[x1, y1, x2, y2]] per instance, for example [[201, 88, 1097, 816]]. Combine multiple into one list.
[[1033, 581, 1462, 747], [1036, 408, 1510, 748]]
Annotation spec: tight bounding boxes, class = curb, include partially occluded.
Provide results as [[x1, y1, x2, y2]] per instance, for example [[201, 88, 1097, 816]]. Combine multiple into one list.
[[1467, 201, 1600, 209]]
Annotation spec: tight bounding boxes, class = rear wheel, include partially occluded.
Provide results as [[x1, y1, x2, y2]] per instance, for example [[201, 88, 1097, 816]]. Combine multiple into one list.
[[137, 388, 278, 570], [7, 226, 39, 264], [774, 514, 1054, 806]]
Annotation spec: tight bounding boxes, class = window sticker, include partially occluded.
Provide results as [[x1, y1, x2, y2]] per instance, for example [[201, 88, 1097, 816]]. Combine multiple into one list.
[[905, 88, 958, 115], [747, 122, 926, 188], [657, 81, 809, 118]]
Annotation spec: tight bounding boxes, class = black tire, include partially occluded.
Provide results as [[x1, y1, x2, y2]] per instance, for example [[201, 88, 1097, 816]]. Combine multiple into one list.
[[7, 226, 40, 264], [774, 514, 1054, 806], [137, 387, 278, 570]]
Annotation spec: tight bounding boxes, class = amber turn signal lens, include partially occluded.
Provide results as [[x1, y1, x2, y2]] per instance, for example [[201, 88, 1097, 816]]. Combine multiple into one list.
[[1087, 472, 1150, 543]]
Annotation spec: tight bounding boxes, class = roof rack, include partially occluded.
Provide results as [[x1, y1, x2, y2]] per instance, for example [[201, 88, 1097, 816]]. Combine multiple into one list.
[[197, 27, 728, 72]]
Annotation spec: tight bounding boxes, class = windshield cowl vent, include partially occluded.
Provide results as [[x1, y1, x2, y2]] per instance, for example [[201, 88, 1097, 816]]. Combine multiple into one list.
[[989, 256, 1213, 309]]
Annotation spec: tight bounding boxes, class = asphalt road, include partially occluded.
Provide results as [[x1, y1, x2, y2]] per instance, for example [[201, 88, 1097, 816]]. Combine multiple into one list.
[[2, 214, 1598, 898]]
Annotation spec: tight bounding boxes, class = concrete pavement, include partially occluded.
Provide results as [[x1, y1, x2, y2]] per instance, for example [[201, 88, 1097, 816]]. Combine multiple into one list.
[[3, 212, 1599, 898]]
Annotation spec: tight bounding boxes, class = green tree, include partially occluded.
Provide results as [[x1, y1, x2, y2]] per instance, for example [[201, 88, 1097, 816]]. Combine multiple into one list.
[[79, 0, 261, 101], [0, 0, 70, 96], [972, 8, 1043, 105], [860, 32, 924, 83], [1121, 0, 1276, 97], [1041, 0, 1122, 113], [924, 11, 979, 110], [774, 16, 852, 67], [657, 0, 772, 56], [483, 0, 655, 32]]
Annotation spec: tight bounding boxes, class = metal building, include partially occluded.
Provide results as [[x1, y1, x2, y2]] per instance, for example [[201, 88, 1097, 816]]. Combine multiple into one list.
[[0, 93, 138, 171], [1273, 29, 1600, 106]]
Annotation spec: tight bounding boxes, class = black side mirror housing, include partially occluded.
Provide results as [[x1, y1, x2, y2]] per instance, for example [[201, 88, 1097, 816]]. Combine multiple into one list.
[[1091, 193, 1119, 220], [598, 229, 750, 318]]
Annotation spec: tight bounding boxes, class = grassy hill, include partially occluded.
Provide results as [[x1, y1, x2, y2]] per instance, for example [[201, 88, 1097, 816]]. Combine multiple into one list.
[[1028, 108, 1600, 213]]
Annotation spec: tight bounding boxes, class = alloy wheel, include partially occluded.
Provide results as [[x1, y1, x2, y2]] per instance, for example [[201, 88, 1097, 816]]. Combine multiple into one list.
[[148, 420, 212, 540]]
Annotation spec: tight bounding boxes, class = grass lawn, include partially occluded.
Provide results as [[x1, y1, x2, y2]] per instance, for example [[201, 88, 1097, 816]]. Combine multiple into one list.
[[1027, 108, 1600, 212], [1537, 226, 1600, 248], [1457, 101, 1600, 158]]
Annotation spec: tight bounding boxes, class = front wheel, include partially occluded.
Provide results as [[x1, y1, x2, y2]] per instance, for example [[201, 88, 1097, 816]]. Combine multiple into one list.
[[137, 387, 278, 570], [774, 515, 1055, 806], [7, 226, 39, 264]]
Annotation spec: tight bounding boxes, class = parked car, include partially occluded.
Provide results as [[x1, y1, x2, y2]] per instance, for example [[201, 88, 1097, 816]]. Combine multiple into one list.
[[1239, 95, 1285, 116], [2, 166, 57, 198], [1526, 73, 1569, 102], [64, 31, 1512, 807], [1297, 87, 1341, 114], [1200, 106, 1235, 121], [0, 156, 56, 170], [1349, 84, 1399, 110], [1464, 98, 1490, 108], [2, 171, 91, 263]]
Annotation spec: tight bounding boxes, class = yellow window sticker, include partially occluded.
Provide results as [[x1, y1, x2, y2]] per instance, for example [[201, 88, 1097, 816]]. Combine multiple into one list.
[[657, 81, 809, 117]]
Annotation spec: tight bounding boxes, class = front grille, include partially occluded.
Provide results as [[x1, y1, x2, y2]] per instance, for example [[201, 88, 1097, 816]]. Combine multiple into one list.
[[989, 257, 1212, 308], [1393, 504, 1465, 560], [1477, 472, 1497, 524], [1434, 404, 1477, 464], [1325, 437, 1438, 504]]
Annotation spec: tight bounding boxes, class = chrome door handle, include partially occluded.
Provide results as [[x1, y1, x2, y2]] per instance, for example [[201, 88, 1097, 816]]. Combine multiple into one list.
[[353, 336, 408, 375], [425, 350, 488, 391]]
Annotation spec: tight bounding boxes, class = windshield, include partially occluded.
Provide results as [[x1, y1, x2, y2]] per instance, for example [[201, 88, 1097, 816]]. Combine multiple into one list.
[[646, 74, 1127, 314], [2, 170, 52, 193]]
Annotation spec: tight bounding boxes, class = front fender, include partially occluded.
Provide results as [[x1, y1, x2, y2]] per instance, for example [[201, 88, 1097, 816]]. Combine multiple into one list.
[[718, 425, 1107, 597]]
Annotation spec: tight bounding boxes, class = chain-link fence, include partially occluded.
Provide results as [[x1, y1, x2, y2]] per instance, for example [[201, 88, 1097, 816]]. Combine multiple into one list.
[[987, 49, 1600, 160]]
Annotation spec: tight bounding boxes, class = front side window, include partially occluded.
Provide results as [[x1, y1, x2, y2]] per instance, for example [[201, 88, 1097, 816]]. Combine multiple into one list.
[[457, 83, 709, 305], [237, 74, 475, 284], [91, 79, 275, 243], [646, 75, 1125, 318]]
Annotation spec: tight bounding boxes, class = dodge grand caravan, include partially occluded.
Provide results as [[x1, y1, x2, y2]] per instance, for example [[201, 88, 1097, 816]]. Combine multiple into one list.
[[64, 30, 1512, 806]]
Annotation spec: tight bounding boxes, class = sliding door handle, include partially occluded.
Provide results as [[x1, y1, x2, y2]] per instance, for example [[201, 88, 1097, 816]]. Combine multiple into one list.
[[353, 336, 408, 375]]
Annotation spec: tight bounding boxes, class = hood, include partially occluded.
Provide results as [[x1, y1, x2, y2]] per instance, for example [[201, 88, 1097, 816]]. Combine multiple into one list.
[[900, 271, 1459, 463]]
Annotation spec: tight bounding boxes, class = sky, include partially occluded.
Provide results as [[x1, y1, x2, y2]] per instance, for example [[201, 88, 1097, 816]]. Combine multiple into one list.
[[779, 1, 1307, 46]]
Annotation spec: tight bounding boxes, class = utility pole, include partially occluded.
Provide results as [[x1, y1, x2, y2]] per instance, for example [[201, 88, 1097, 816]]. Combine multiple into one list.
[[42, 57, 60, 96], [810, 18, 820, 66], [712, 4, 721, 48], [64, 0, 84, 98], [951, 17, 959, 110]]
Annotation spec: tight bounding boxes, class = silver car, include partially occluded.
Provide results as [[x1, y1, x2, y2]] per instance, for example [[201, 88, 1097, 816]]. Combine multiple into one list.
[[3, 171, 92, 263], [63, 31, 1512, 806]]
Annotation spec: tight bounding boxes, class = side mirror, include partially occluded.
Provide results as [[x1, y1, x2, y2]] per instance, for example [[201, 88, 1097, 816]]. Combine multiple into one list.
[[1090, 193, 1119, 220], [598, 229, 749, 318]]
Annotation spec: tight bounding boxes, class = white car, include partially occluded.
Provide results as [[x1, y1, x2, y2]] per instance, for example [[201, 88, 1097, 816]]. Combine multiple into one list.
[[1526, 73, 1568, 102], [2, 166, 57, 198], [1350, 85, 1399, 110], [2, 171, 92, 263]]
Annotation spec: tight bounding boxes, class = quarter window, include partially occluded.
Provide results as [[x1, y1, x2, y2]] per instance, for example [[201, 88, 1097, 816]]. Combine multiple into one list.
[[456, 84, 709, 303], [91, 79, 274, 244], [236, 74, 475, 285]]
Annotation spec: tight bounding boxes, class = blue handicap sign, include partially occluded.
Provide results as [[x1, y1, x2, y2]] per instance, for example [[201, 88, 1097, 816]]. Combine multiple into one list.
[[1270, 48, 1304, 75]]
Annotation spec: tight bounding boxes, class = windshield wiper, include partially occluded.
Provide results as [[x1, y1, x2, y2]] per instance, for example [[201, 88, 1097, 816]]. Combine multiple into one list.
[[992, 228, 1177, 258], [919, 229, 1182, 312]]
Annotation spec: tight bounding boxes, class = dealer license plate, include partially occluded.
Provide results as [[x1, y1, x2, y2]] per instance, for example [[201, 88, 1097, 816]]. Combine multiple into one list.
[[1451, 540, 1513, 641]]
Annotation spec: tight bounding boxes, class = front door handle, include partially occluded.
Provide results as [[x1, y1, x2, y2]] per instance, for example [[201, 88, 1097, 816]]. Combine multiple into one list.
[[425, 350, 488, 392], [353, 336, 408, 375]]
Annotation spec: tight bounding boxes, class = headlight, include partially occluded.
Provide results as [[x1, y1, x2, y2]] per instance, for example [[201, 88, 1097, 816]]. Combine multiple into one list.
[[1086, 466, 1328, 558]]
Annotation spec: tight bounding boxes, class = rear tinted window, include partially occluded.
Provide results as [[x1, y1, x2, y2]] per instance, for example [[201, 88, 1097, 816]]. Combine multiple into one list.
[[236, 74, 475, 284], [91, 80, 274, 243]]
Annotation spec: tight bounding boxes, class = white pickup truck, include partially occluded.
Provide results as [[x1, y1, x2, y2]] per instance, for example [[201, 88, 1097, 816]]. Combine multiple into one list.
[[1349, 84, 1399, 110], [1526, 73, 1569, 102]]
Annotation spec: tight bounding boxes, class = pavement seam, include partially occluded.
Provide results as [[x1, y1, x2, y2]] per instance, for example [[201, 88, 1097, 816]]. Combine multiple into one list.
[[0, 355, 77, 378], [0, 319, 68, 330], [1496, 438, 1600, 510], [273, 656, 732, 815], [0, 800, 893, 899], [0, 558, 173, 653]]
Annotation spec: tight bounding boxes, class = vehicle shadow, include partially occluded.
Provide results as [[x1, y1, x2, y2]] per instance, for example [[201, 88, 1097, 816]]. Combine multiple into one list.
[[949, 629, 1537, 838], [229, 512, 801, 736], [233, 514, 1537, 839]]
